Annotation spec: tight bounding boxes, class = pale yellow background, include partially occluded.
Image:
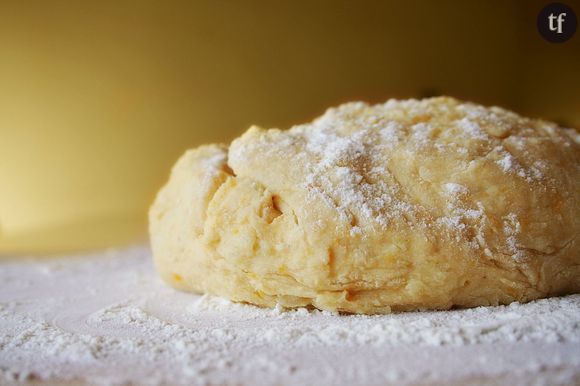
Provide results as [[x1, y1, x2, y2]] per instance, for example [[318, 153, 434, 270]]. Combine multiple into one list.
[[1, 0, 579, 254]]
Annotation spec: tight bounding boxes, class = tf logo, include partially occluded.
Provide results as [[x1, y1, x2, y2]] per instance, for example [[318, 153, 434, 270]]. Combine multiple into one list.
[[537, 3, 577, 43]]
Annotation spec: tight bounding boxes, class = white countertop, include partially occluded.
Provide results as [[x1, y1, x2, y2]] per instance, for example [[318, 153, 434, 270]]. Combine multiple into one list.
[[1, 246, 579, 386]]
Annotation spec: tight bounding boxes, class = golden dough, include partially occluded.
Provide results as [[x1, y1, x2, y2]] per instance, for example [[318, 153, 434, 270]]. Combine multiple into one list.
[[149, 97, 580, 314]]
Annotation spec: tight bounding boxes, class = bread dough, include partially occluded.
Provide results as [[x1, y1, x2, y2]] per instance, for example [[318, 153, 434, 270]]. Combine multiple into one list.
[[149, 97, 580, 314]]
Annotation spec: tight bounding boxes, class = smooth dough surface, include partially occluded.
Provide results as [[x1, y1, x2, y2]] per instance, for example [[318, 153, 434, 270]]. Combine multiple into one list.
[[149, 97, 580, 314]]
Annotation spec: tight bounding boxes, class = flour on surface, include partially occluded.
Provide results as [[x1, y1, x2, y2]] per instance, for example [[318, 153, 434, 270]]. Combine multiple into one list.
[[1, 246, 579, 386]]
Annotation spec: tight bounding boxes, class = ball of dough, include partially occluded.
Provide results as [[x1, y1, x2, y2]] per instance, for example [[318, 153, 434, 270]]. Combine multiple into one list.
[[149, 97, 579, 314]]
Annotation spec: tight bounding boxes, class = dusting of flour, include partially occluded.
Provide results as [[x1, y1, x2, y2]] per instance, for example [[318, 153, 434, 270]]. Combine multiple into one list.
[[1, 246, 579, 386]]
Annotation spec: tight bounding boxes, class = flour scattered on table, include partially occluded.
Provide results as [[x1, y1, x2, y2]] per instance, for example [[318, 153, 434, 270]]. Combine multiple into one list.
[[1, 246, 579, 386]]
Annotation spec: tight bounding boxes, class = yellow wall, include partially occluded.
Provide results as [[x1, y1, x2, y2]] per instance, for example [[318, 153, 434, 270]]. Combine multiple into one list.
[[1, 0, 579, 253]]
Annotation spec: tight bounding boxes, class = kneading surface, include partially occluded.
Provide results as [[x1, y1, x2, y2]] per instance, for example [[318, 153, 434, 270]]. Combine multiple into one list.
[[149, 97, 580, 314]]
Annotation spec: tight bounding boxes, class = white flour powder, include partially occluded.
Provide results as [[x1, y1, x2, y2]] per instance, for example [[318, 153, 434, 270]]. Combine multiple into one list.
[[1, 246, 579, 386]]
